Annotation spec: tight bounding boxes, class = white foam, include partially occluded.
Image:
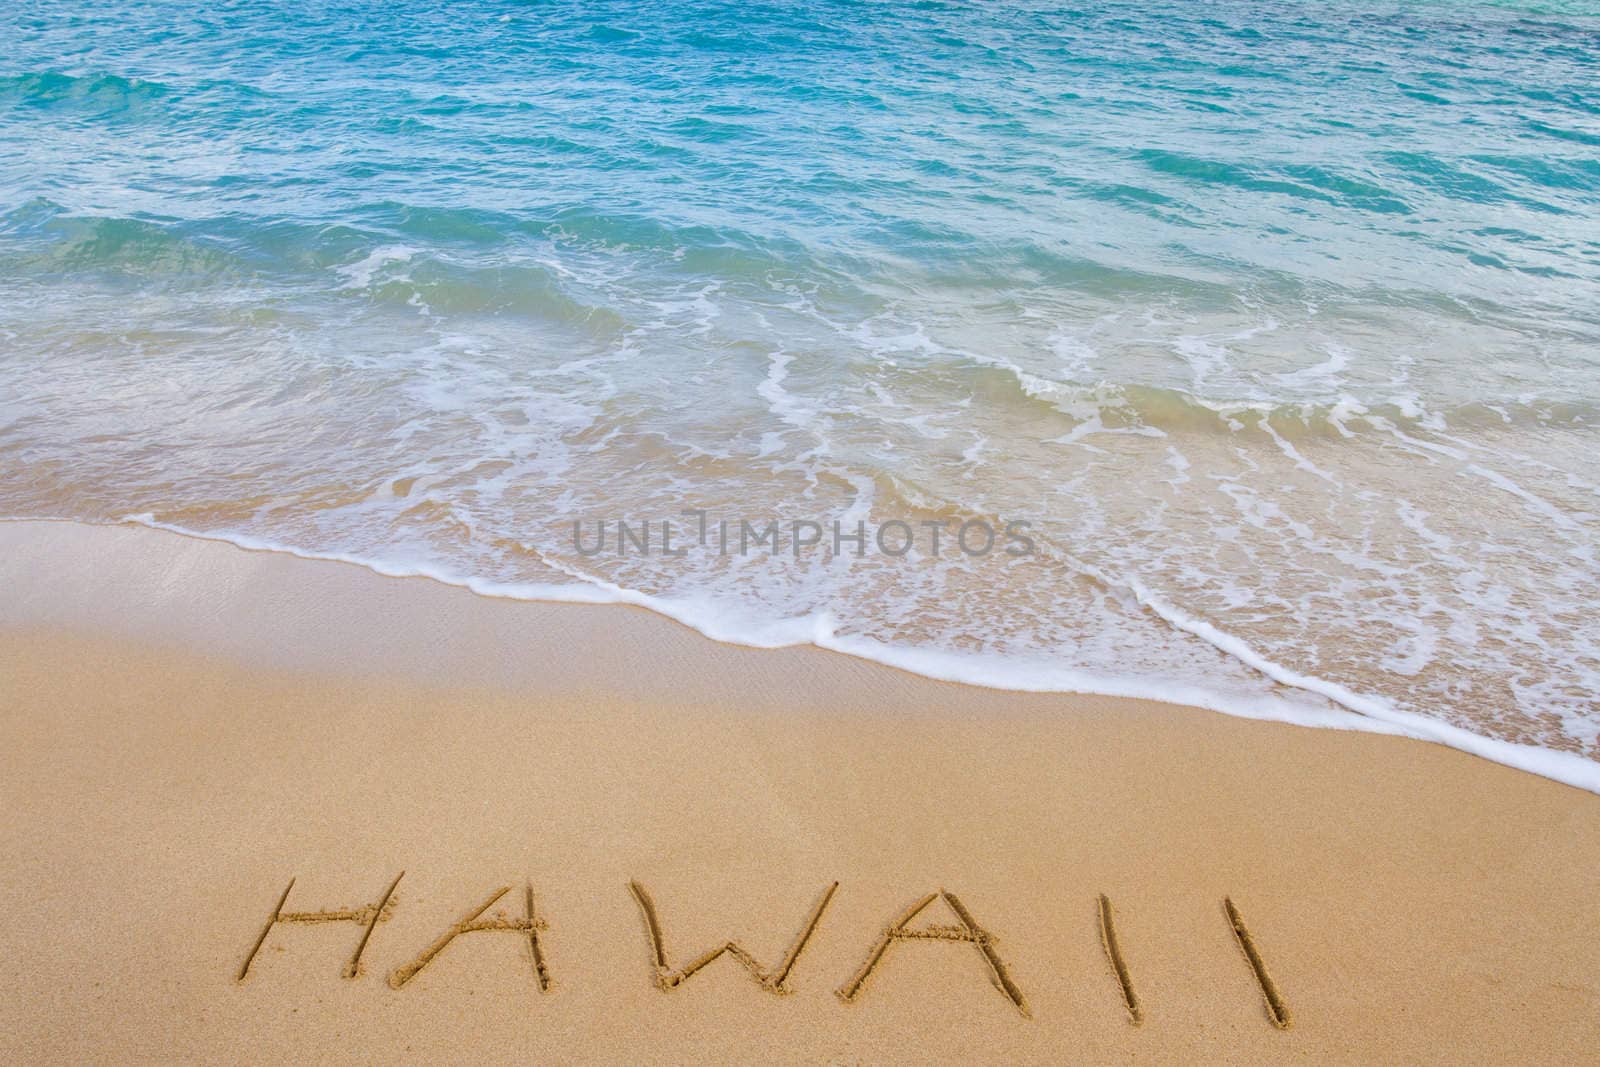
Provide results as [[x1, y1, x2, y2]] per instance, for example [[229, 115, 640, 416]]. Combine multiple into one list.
[[1258, 418, 1338, 484], [1275, 342, 1351, 388], [335, 244, 418, 290], [756, 348, 820, 435], [94, 514, 1600, 796], [1118, 572, 1600, 792]]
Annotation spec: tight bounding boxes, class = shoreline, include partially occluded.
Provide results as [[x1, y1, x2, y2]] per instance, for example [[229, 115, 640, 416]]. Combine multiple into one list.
[[4, 517, 1594, 792], [2, 517, 1599, 1061]]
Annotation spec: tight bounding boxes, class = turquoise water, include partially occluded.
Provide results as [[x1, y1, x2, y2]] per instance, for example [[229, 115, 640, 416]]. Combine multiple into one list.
[[2, 1, 1599, 785]]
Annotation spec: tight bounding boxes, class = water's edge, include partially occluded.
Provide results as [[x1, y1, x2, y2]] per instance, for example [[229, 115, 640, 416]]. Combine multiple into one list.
[[9, 513, 1592, 794]]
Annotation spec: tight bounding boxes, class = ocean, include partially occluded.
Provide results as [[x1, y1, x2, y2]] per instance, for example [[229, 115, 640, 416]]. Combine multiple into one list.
[[2, 0, 1598, 786]]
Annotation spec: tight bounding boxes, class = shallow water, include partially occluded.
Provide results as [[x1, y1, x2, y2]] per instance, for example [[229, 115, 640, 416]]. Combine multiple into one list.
[[2, 0, 1598, 784]]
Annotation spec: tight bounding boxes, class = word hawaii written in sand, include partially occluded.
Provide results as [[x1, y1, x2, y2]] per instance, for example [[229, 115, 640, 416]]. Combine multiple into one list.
[[236, 873, 1292, 1029]]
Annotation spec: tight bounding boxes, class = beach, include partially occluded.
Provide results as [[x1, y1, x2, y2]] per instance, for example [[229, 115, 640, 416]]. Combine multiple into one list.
[[5, 3, 1600, 1059], [3, 518, 1597, 1063]]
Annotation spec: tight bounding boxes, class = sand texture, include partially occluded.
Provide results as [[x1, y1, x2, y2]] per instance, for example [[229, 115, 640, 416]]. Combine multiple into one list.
[[2, 520, 1598, 1064]]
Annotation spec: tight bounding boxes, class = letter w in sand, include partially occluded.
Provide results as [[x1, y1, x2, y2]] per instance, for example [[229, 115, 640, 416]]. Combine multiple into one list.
[[628, 880, 838, 994]]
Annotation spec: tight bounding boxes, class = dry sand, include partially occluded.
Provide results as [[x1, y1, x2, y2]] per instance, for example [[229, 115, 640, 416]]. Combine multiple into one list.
[[1, 519, 1597, 1064]]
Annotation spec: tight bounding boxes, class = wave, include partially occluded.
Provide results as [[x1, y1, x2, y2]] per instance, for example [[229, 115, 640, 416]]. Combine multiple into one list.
[[17, 513, 1594, 795], [0, 204, 247, 280], [0, 200, 852, 292], [1135, 150, 1414, 214], [10, 193, 1594, 331], [338, 252, 630, 332], [0, 70, 172, 113], [951, 355, 1600, 439]]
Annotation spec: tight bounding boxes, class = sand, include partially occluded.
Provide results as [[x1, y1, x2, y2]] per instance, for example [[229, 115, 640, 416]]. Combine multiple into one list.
[[1, 519, 1597, 1063]]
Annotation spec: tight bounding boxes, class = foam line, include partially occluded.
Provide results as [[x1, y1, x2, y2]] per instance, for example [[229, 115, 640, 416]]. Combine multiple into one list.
[[16, 514, 1595, 796]]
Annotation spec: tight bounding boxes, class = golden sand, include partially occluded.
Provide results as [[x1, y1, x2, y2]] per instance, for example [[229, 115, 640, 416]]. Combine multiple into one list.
[[1, 520, 1597, 1063]]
